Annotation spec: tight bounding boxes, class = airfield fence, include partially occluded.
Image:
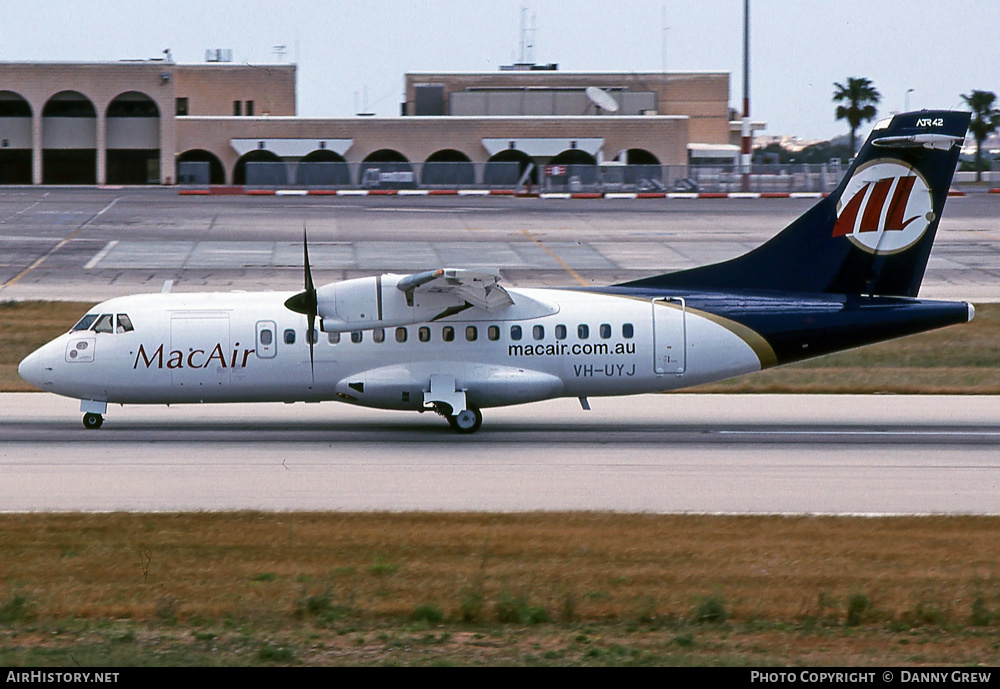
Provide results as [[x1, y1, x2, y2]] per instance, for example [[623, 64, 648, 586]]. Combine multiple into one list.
[[178, 161, 848, 194]]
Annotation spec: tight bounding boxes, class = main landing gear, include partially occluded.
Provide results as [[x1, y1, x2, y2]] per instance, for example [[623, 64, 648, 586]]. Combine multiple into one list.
[[424, 374, 482, 434], [82, 412, 104, 430], [433, 403, 483, 434], [447, 407, 483, 434]]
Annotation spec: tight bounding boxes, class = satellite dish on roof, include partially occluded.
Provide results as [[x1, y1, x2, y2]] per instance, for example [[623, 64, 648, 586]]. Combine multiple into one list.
[[586, 86, 619, 113]]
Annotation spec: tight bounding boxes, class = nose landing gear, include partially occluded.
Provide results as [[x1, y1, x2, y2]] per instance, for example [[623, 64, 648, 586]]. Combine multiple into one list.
[[80, 400, 107, 430]]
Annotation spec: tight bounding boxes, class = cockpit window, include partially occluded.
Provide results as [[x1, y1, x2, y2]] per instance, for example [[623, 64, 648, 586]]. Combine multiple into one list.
[[91, 314, 114, 333], [116, 314, 134, 333], [71, 314, 99, 332]]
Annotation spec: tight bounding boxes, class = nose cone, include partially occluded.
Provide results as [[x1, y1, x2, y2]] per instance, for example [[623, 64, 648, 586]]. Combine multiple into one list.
[[18, 348, 46, 390]]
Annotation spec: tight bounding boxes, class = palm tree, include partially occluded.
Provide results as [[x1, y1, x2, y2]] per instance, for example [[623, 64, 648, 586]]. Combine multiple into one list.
[[961, 90, 1000, 182], [833, 78, 881, 155]]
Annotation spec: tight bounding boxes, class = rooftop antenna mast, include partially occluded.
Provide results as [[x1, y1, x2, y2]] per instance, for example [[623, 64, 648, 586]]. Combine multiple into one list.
[[519, 6, 536, 65], [740, 0, 752, 192], [661, 5, 668, 73]]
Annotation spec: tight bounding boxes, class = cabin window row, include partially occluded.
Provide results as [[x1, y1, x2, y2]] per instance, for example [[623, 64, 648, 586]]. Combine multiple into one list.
[[511, 323, 634, 342], [313, 322, 635, 345]]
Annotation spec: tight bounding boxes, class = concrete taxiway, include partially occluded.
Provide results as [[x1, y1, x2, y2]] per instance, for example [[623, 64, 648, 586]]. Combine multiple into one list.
[[2, 189, 1000, 302], [1, 393, 997, 514]]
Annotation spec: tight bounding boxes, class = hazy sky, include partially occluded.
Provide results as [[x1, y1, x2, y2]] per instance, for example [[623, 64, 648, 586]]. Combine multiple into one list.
[[3, 0, 997, 140]]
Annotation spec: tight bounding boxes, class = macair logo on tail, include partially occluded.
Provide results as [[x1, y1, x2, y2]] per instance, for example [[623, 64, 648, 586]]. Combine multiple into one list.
[[832, 160, 935, 255]]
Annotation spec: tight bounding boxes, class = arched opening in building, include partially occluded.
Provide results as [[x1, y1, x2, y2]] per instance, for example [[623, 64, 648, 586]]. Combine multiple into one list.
[[42, 91, 96, 184], [176, 149, 226, 185], [106, 91, 160, 184], [360, 149, 414, 189], [0, 91, 32, 184], [296, 149, 351, 186], [363, 149, 408, 164], [233, 149, 283, 186], [622, 148, 662, 188], [547, 148, 598, 186], [549, 149, 597, 166], [624, 148, 660, 166], [484, 149, 536, 187], [422, 149, 474, 187]]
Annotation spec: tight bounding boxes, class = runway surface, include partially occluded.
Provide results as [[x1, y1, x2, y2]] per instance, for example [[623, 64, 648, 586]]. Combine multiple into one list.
[[2, 393, 998, 515]]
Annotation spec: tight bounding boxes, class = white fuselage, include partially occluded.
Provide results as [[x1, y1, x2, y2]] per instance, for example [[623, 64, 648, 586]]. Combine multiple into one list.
[[20, 288, 767, 411]]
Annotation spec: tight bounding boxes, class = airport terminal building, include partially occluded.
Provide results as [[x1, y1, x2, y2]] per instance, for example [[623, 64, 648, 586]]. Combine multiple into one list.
[[0, 58, 750, 188]]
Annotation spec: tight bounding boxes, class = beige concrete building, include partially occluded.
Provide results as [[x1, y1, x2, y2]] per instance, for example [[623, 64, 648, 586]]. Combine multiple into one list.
[[404, 71, 731, 145], [0, 60, 740, 187], [0, 61, 294, 184]]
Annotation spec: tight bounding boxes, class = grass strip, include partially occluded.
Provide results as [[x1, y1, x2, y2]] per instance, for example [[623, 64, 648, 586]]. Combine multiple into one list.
[[0, 512, 999, 666]]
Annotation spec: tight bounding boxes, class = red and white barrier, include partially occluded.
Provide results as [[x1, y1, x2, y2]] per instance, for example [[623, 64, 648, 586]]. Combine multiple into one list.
[[178, 187, 897, 200]]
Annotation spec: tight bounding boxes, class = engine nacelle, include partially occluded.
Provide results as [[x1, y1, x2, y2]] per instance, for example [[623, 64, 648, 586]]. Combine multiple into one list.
[[316, 274, 454, 332]]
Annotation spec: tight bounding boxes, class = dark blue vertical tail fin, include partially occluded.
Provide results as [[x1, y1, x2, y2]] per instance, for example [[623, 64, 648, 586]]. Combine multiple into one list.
[[619, 110, 970, 297]]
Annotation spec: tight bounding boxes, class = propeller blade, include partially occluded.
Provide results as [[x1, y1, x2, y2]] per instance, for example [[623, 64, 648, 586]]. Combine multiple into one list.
[[303, 228, 316, 384], [303, 227, 315, 296], [283, 227, 319, 385], [307, 310, 315, 385], [283, 227, 318, 316]]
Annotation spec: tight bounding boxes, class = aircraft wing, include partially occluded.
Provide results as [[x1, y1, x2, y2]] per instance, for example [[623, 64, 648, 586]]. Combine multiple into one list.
[[396, 268, 514, 312]]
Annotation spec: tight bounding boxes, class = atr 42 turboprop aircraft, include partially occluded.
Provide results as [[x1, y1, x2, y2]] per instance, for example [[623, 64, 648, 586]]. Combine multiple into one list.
[[19, 110, 973, 433]]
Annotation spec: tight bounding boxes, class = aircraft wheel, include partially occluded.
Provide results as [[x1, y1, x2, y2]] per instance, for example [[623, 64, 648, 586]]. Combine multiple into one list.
[[448, 407, 482, 434], [82, 413, 104, 430]]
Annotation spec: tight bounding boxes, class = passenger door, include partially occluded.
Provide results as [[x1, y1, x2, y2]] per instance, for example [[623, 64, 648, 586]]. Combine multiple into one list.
[[652, 298, 686, 375]]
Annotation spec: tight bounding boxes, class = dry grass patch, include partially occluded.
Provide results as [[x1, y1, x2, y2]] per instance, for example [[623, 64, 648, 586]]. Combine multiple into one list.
[[0, 301, 93, 391], [2, 512, 1000, 665], [2, 512, 999, 626]]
